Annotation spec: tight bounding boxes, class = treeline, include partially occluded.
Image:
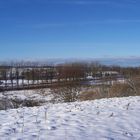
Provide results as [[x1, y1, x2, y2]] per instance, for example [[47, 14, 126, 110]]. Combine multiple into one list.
[[0, 61, 140, 89], [0, 63, 88, 90]]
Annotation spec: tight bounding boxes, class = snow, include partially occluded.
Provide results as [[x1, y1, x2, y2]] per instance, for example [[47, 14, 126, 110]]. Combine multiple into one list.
[[1, 89, 52, 101], [83, 78, 126, 86], [0, 80, 47, 87], [0, 89, 54, 110], [0, 96, 140, 140], [86, 76, 94, 80]]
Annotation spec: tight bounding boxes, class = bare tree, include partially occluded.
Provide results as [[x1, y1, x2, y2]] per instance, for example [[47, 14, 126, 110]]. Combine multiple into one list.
[[15, 67, 19, 88], [10, 67, 14, 89], [56, 63, 86, 83]]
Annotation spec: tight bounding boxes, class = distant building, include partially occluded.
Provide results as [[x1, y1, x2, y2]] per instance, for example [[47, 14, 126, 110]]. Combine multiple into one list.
[[101, 71, 119, 77]]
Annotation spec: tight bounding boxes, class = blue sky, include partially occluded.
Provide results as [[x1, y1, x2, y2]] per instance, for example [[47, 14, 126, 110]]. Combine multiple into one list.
[[0, 0, 140, 60]]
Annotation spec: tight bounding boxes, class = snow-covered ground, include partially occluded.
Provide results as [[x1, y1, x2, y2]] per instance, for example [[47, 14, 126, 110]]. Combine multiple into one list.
[[0, 77, 126, 88], [0, 89, 52, 102], [84, 78, 126, 86], [0, 96, 140, 140], [0, 89, 53, 110], [0, 80, 53, 87]]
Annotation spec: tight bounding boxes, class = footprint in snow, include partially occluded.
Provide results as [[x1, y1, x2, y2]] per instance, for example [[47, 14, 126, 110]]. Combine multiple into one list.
[[31, 133, 38, 138], [104, 136, 114, 140], [64, 119, 69, 122], [47, 126, 57, 130], [123, 131, 133, 137]]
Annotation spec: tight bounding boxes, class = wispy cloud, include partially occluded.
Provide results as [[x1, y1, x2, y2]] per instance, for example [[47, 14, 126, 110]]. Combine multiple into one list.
[[44, 0, 138, 8], [49, 1, 110, 5], [30, 19, 140, 29], [0, 0, 138, 10], [11, 0, 137, 7], [100, 19, 140, 24]]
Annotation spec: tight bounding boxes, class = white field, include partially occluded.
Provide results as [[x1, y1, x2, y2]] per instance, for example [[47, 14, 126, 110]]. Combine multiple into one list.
[[0, 96, 140, 140]]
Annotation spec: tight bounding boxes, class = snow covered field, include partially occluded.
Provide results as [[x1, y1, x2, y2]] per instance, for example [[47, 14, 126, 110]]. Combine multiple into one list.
[[0, 96, 140, 140], [0, 89, 52, 102], [0, 89, 53, 110]]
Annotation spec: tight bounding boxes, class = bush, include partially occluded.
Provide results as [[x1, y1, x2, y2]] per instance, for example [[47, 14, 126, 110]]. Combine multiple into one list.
[[51, 85, 81, 103]]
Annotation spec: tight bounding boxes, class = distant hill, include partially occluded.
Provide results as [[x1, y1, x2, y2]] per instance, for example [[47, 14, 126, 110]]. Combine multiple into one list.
[[0, 57, 140, 67]]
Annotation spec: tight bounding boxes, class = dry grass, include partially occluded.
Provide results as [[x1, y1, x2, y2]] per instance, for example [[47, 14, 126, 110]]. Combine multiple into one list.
[[79, 91, 101, 101], [79, 81, 140, 101]]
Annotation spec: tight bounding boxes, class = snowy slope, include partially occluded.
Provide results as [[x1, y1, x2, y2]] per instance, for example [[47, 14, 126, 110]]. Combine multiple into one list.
[[0, 96, 140, 140]]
